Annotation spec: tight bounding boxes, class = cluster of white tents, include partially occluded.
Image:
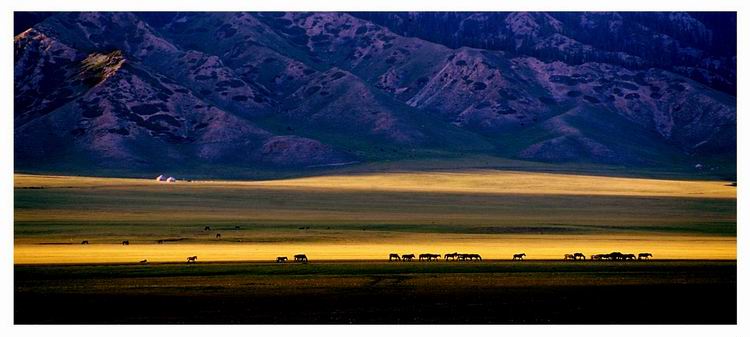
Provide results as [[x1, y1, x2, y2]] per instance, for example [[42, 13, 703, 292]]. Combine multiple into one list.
[[155, 175, 176, 183]]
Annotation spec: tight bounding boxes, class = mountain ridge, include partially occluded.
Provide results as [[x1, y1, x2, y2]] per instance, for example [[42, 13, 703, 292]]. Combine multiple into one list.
[[14, 12, 736, 177]]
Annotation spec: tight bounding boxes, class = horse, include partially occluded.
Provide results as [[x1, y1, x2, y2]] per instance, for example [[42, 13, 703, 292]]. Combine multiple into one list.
[[430, 254, 442, 261], [215, 233, 221, 239], [234, 226, 241, 230], [564, 253, 575, 260], [389, 253, 401, 261], [204, 226, 211, 231], [122, 240, 129, 245], [157, 239, 164, 244], [513, 253, 526, 261], [419, 253, 440, 261], [186, 256, 197, 263], [139, 259, 148, 264], [573, 252, 586, 260], [457, 253, 470, 261], [444, 252, 460, 261], [81, 240, 89, 245], [591, 254, 603, 260], [401, 254, 415, 262], [638, 253, 653, 260], [466, 253, 482, 261], [609, 252, 625, 260], [623, 254, 636, 260], [294, 254, 308, 262], [276, 256, 288, 263]]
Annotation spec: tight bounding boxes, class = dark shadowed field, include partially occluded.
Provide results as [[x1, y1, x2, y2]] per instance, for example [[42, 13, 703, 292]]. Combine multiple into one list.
[[15, 260, 736, 324]]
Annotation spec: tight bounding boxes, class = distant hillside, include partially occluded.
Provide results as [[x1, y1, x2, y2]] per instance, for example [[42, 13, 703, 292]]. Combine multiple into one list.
[[14, 12, 736, 177]]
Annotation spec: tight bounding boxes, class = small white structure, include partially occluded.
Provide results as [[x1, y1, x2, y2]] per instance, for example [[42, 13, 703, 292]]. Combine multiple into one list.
[[156, 175, 166, 181], [166, 177, 176, 183]]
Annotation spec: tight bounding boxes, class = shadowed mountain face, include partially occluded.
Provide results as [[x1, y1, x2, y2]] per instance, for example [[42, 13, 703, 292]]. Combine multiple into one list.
[[14, 12, 736, 175]]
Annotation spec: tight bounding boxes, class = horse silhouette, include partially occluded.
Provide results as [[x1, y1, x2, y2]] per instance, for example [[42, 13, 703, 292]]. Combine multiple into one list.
[[204, 226, 211, 231], [623, 253, 636, 260], [294, 254, 308, 262], [513, 253, 526, 261], [401, 254, 415, 261], [419, 253, 440, 261], [215, 233, 221, 239], [564, 253, 575, 260], [122, 240, 129, 245], [609, 252, 625, 260], [591, 254, 604, 260], [276, 256, 288, 263], [81, 240, 89, 245], [186, 256, 197, 263], [234, 226, 241, 230], [638, 253, 653, 260], [157, 240, 164, 244], [573, 252, 586, 260], [139, 259, 148, 264], [389, 253, 401, 261], [444, 252, 459, 261], [466, 253, 482, 261]]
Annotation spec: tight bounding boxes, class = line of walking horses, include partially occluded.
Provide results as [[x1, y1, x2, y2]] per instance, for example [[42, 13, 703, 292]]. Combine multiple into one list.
[[564, 252, 653, 260], [388, 253, 483, 261], [387, 252, 652, 261]]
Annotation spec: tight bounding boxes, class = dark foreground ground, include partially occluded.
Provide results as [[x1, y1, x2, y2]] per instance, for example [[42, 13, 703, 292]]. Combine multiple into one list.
[[15, 260, 736, 324]]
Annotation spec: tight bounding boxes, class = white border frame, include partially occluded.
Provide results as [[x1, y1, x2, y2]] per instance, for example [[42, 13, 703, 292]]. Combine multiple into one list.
[[2, 1, 745, 336]]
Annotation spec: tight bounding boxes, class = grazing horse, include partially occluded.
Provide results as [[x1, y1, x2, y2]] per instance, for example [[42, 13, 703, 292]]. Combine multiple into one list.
[[401, 254, 415, 262], [591, 254, 603, 260], [389, 253, 401, 261], [419, 253, 440, 261], [623, 254, 636, 260], [186, 256, 197, 263], [513, 253, 526, 261], [122, 240, 129, 245], [204, 226, 211, 231], [466, 253, 482, 261], [573, 253, 586, 260], [609, 252, 625, 261], [157, 240, 164, 244], [215, 233, 221, 239], [564, 253, 575, 260], [444, 252, 460, 261], [234, 226, 241, 230], [139, 259, 148, 264], [638, 253, 653, 260], [276, 256, 288, 263], [81, 240, 89, 245], [294, 254, 308, 262], [430, 254, 442, 261]]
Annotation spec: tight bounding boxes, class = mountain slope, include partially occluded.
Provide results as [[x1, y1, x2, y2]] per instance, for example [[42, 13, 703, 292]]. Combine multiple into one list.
[[14, 12, 736, 176]]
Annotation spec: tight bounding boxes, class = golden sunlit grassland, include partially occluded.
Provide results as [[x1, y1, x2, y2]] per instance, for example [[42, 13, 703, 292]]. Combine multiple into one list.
[[14, 170, 736, 263]]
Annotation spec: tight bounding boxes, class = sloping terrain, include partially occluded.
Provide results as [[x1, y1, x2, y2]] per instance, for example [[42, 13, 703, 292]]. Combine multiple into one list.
[[14, 12, 736, 176]]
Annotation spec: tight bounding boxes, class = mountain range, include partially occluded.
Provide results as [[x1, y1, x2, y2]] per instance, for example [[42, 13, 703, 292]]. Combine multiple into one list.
[[14, 12, 736, 177]]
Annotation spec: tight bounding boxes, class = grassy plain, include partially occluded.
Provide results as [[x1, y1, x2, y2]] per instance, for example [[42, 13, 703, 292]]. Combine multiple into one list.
[[13, 171, 737, 323], [15, 260, 736, 323], [14, 171, 736, 263]]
